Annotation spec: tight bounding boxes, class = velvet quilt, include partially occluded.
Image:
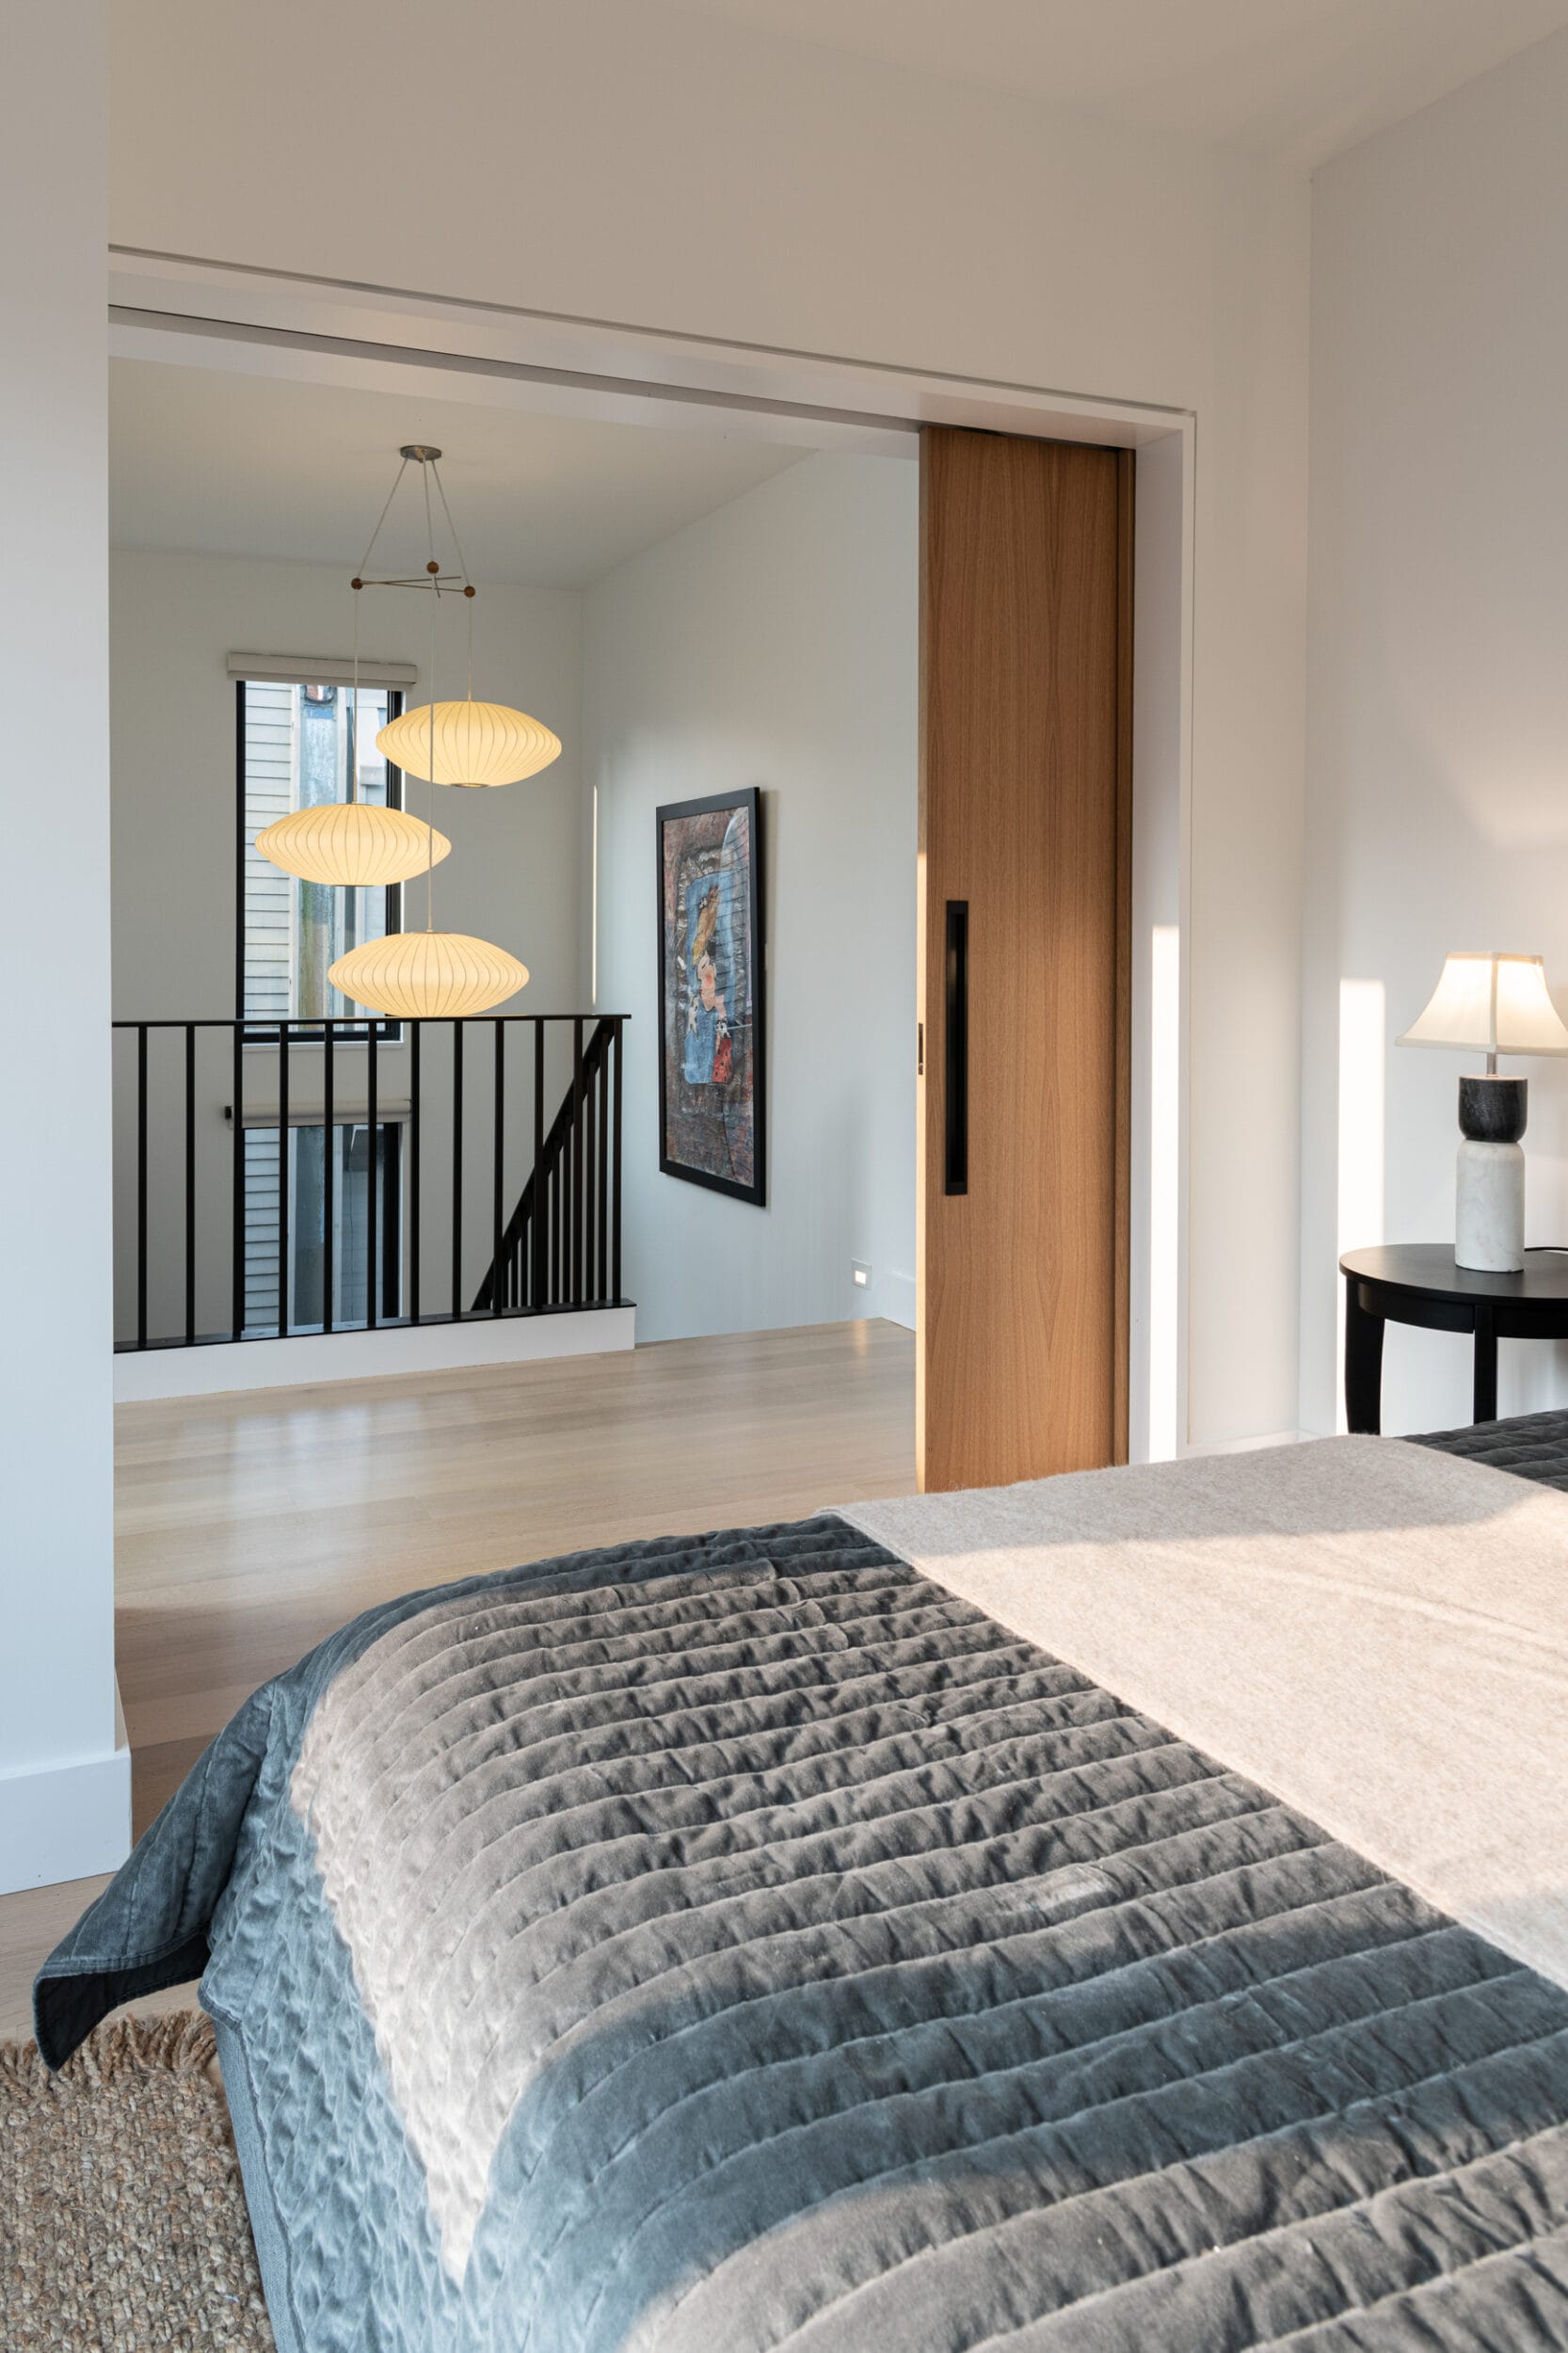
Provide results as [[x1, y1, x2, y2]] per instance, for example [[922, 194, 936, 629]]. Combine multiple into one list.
[[35, 1510, 1568, 2351]]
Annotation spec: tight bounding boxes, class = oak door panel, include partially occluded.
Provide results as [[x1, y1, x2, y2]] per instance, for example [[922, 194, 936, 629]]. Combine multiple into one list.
[[918, 429, 1130, 1492]]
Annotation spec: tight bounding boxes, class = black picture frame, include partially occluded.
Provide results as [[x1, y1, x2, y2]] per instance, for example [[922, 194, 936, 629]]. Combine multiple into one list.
[[655, 787, 766, 1206]]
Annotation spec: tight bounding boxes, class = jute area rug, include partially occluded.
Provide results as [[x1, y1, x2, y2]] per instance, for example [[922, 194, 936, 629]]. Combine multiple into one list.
[[1, 2009, 274, 2350]]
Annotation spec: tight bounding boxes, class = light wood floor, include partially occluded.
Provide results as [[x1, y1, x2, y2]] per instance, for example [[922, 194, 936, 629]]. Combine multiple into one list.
[[0, 1319, 915, 2041]]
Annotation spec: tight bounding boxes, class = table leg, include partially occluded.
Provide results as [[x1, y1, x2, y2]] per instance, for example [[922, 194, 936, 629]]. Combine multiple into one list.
[[1344, 1277, 1384, 1434], [1473, 1306, 1498, 1424]]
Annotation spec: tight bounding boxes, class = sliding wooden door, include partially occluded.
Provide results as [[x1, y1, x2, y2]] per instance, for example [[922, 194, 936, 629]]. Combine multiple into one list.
[[918, 428, 1131, 1492]]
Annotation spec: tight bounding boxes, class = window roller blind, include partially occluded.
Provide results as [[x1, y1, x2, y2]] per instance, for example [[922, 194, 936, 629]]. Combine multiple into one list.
[[228, 652, 417, 688]]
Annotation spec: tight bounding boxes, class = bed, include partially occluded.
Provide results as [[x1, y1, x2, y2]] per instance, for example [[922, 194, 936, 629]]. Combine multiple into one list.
[[35, 1413, 1568, 2352]]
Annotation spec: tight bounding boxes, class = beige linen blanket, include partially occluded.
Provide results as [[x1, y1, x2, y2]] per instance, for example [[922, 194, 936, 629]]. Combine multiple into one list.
[[840, 1433, 1568, 1991]]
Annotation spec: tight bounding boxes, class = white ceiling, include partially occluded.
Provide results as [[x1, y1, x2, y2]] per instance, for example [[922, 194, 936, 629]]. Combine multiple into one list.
[[680, 0, 1568, 168], [108, 360, 809, 589]]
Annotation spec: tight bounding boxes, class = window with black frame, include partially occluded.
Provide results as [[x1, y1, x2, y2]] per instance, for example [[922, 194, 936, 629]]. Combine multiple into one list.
[[238, 677, 405, 1031], [236, 676, 405, 1332]]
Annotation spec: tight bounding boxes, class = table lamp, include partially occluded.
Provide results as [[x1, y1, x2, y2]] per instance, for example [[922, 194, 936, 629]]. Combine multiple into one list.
[[1397, 952, 1568, 1272]]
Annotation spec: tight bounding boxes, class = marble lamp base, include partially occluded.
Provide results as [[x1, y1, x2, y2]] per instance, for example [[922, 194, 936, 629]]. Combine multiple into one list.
[[1454, 1074, 1527, 1274]]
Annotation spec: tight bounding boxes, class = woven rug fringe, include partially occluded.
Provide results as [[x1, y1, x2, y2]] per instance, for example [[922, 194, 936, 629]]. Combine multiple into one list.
[[0, 2006, 217, 2090]]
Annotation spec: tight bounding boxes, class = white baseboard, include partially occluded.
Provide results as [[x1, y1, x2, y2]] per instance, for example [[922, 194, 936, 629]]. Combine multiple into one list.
[[876, 1272, 917, 1331], [0, 1721, 132, 1897], [114, 1305, 636, 1402]]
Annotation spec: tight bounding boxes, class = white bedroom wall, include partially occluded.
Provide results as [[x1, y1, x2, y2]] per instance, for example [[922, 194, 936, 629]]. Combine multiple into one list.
[[109, 548, 584, 1337], [0, 1, 129, 1892], [1303, 25, 1568, 1435], [111, 0, 1312, 1447], [584, 451, 918, 1342]]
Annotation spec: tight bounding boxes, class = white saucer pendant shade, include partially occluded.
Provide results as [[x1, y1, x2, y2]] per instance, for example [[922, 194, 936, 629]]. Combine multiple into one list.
[[376, 699, 561, 788], [328, 931, 529, 1018], [254, 803, 452, 888]]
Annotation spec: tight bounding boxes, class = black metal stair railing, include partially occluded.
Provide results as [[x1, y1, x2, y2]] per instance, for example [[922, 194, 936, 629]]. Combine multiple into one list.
[[471, 1016, 618, 1313], [111, 1013, 628, 1354]]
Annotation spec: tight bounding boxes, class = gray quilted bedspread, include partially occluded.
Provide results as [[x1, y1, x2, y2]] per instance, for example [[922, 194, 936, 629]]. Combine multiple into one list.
[[1409, 1403, 1568, 1489], [35, 1506, 1568, 2352]]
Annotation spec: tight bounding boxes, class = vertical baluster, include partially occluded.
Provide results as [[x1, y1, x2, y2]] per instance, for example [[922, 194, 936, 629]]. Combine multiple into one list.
[[323, 1021, 335, 1334], [571, 1017, 584, 1306], [278, 1020, 290, 1337], [184, 1024, 196, 1346], [452, 1019, 464, 1317], [532, 1022, 545, 1313], [552, 1152, 561, 1307], [231, 1023, 245, 1339], [492, 1019, 505, 1316], [583, 1039, 596, 1305], [136, 1024, 149, 1350], [366, 1020, 378, 1329], [583, 1034, 593, 1306], [409, 1020, 422, 1325], [612, 1019, 624, 1303], [597, 1031, 609, 1304]]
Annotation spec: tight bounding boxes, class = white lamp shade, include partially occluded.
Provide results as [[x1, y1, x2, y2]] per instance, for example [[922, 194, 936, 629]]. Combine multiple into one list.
[[328, 930, 529, 1018], [1398, 952, 1568, 1057], [254, 803, 451, 888], [376, 699, 561, 788]]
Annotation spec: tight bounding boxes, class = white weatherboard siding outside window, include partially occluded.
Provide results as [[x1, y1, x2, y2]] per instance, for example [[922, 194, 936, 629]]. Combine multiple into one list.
[[244, 680, 296, 1021]]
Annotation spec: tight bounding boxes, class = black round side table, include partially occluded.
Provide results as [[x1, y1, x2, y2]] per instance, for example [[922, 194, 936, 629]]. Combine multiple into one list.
[[1339, 1243, 1568, 1433]]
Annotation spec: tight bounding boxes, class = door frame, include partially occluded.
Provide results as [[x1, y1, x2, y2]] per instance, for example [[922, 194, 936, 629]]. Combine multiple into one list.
[[107, 246, 1193, 1461]]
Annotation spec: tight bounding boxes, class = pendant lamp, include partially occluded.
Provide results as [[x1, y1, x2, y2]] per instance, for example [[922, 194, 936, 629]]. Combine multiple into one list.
[[257, 800, 451, 887], [376, 699, 561, 787], [328, 448, 533, 1019], [328, 929, 529, 1018]]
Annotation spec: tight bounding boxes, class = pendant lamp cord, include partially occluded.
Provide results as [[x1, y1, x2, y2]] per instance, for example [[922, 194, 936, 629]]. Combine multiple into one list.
[[355, 455, 410, 580], [348, 584, 360, 807], [347, 450, 408, 819], [429, 460, 471, 593], [424, 460, 439, 935], [430, 456, 477, 711]]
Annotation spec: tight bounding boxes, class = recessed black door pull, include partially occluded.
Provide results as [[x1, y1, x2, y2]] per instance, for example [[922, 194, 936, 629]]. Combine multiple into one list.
[[944, 901, 968, 1196]]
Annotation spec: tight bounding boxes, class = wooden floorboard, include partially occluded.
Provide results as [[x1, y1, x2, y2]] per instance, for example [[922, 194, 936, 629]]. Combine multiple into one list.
[[0, 1318, 915, 2041]]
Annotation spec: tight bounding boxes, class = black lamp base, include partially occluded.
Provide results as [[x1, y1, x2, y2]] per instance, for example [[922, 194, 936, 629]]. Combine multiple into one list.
[[1458, 1073, 1527, 1144]]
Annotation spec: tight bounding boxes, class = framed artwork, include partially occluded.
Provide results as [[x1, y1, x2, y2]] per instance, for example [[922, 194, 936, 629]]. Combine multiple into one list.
[[656, 788, 765, 1205]]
